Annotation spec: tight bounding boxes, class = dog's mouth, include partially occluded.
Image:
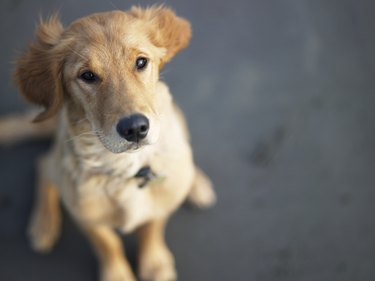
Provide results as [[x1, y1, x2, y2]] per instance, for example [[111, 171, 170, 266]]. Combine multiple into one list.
[[126, 141, 148, 153], [95, 131, 147, 154], [99, 136, 148, 154]]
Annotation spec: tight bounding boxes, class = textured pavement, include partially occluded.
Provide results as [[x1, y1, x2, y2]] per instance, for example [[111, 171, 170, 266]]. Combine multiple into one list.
[[0, 0, 375, 280]]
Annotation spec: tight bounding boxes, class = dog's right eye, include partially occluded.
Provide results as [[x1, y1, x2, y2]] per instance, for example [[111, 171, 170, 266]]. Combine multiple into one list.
[[80, 71, 98, 83]]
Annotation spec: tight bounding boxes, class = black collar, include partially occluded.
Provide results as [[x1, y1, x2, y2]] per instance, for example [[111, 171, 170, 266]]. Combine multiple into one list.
[[134, 166, 156, 188]]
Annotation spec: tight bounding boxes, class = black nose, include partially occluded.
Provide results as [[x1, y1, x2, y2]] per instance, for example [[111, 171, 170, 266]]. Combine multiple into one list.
[[116, 114, 149, 142]]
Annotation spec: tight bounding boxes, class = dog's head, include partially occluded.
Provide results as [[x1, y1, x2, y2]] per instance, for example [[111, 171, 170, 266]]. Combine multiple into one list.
[[15, 6, 191, 153]]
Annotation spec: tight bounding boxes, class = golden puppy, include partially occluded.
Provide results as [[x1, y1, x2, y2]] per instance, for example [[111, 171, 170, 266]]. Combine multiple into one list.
[[6, 6, 216, 281]]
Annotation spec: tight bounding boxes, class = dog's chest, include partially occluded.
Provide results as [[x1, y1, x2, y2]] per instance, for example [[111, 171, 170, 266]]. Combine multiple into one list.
[[57, 114, 194, 232], [59, 141, 166, 229]]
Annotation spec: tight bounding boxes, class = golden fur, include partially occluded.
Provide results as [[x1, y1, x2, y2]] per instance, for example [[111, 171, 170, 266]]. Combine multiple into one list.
[[3, 6, 216, 281]]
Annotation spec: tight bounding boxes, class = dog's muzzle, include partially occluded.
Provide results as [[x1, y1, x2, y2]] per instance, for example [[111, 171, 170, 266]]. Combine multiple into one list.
[[116, 113, 149, 142]]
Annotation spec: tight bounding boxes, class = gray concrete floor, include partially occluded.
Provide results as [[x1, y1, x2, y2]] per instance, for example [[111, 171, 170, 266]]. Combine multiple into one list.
[[1, 0, 375, 280]]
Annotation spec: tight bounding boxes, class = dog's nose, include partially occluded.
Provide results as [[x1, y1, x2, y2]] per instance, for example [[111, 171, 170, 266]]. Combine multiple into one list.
[[116, 114, 149, 142]]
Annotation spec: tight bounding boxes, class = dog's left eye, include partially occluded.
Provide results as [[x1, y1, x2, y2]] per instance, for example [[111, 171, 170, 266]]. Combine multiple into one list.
[[135, 57, 148, 70], [80, 71, 98, 83]]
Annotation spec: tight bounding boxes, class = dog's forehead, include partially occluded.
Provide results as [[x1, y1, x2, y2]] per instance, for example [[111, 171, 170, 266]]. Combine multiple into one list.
[[67, 11, 150, 50], [63, 12, 166, 67]]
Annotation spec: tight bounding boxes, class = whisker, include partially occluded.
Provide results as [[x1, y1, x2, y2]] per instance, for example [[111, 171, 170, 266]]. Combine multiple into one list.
[[108, 0, 120, 10], [159, 68, 170, 79], [102, 112, 119, 117], [64, 130, 101, 143], [66, 46, 88, 61], [75, 117, 89, 125]]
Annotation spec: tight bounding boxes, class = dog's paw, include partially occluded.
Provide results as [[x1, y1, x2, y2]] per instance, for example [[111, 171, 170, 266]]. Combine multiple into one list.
[[101, 260, 136, 281], [28, 209, 61, 253], [187, 168, 217, 209], [139, 247, 177, 281]]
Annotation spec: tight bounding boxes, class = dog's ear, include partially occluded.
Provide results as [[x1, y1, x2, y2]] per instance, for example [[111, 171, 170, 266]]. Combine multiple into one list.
[[130, 6, 192, 67], [14, 15, 65, 122]]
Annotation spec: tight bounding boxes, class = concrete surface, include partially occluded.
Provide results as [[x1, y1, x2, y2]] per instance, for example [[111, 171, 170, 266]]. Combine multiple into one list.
[[0, 0, 375, 280]]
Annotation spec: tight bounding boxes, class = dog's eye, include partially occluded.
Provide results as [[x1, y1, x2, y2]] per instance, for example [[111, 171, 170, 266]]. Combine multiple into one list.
[[80, 71, 98, 83], [135, 57, 148, 70]]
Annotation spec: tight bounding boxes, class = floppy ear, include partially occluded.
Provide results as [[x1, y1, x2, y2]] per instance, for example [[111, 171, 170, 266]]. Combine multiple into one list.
[[14, 15, 65, 122], [130, 6, 192, 67]]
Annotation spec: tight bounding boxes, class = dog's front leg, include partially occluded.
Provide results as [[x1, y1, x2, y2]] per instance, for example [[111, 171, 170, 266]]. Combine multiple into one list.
[[28, 155, 61, 252], [137, 218, 176, 281], [82, 224, 136, 281]]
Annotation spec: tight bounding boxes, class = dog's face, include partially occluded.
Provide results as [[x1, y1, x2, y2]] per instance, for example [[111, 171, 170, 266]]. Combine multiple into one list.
[[15, 7, 191, 153], [63, 11, 174, 153]]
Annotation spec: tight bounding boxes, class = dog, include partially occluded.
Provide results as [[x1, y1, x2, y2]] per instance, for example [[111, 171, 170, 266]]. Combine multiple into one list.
[[2, 6, 216, 281]]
